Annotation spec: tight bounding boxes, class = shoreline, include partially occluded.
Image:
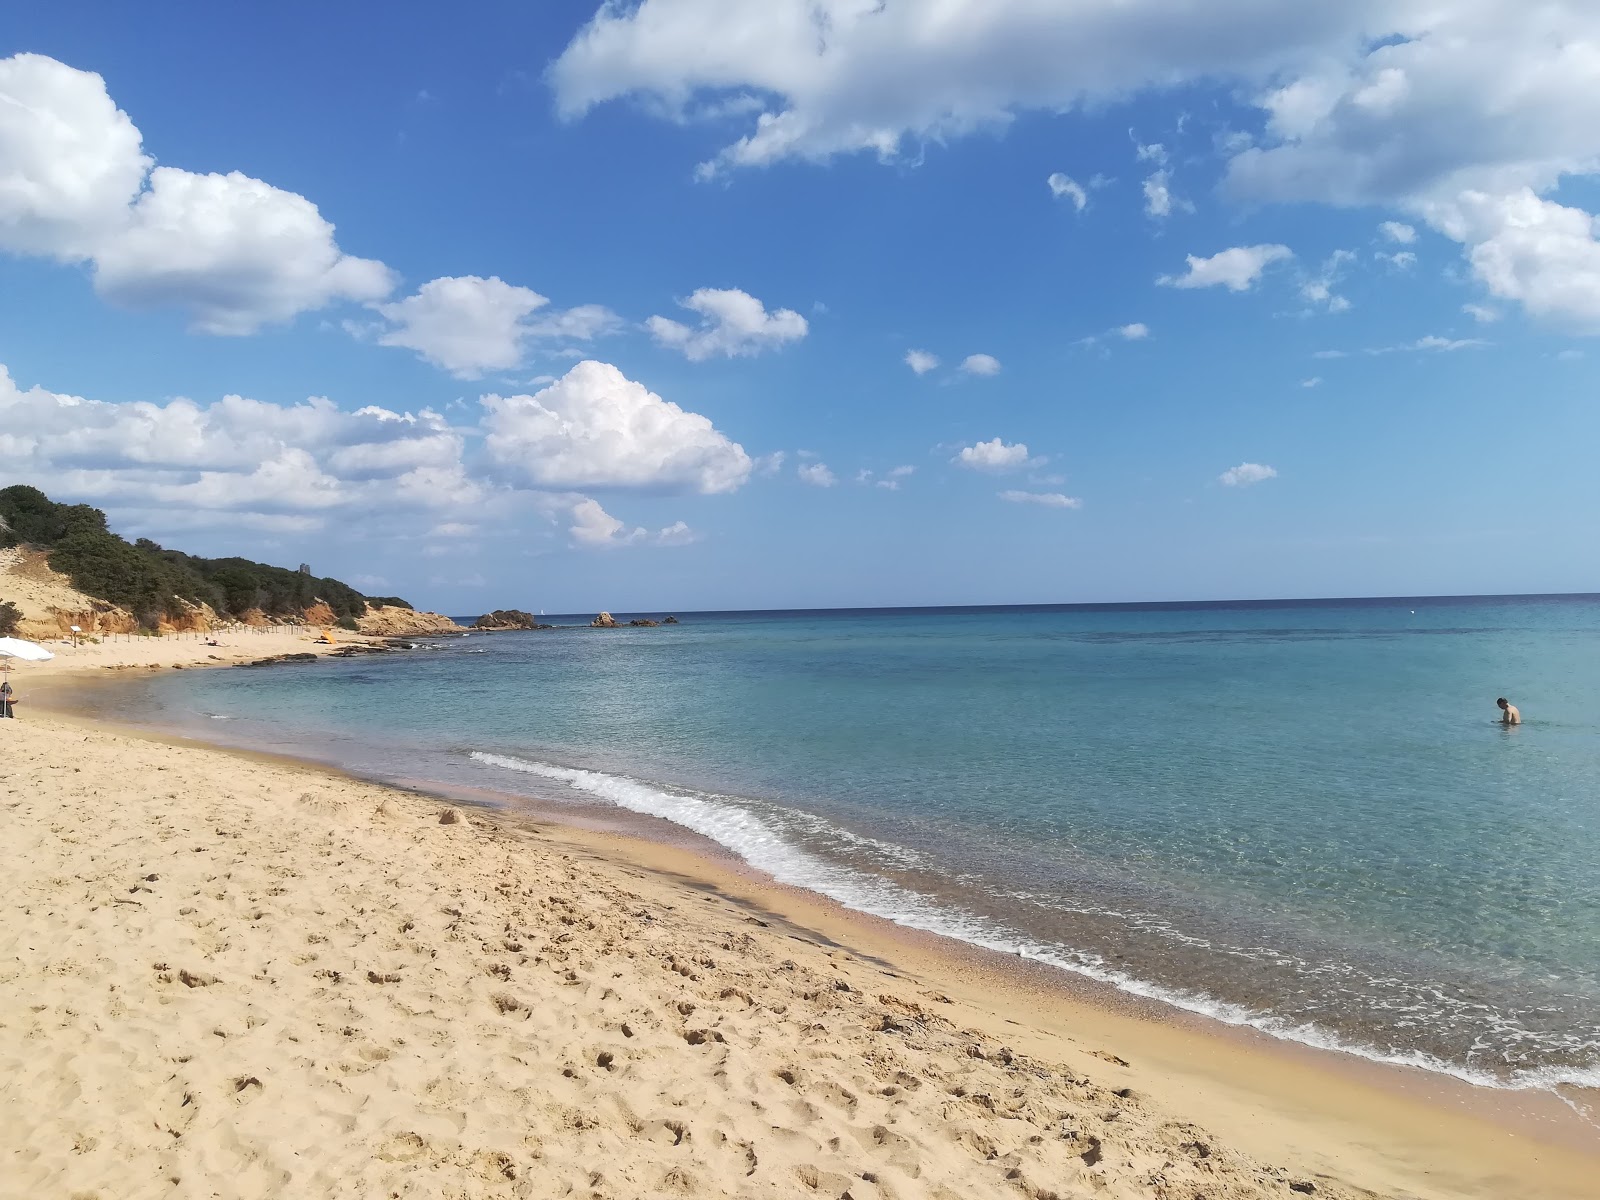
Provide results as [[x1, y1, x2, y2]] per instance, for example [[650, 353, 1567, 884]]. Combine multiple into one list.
[[11, 672, 1600, 1196], [33, 662, 1600, 1109]]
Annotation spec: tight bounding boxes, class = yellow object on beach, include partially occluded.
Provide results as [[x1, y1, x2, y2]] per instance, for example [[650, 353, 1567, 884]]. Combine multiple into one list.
[[317, 630, 337, 644]]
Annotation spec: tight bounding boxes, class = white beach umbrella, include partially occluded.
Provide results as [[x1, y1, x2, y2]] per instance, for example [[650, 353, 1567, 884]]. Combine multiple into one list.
[[0, 637, 52, 662], [0, 636, 53, 691]]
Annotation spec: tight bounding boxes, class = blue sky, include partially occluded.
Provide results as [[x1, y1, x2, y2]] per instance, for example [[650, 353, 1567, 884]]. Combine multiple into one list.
[[2, 1, 1598, 614]]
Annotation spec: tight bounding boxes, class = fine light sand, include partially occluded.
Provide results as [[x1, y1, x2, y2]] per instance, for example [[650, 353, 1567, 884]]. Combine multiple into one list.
[[2, 627, 362, 689], [3, 715, 1597, 1199]]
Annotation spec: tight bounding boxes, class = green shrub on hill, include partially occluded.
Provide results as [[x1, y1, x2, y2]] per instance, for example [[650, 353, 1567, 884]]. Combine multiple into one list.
[[0, 599, 20, 637], [0, 485, 408, 628]]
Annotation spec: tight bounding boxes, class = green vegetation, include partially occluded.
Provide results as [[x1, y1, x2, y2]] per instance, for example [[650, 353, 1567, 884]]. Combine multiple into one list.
[[0, 485, 408, 630], [0, 599, 20, 637]]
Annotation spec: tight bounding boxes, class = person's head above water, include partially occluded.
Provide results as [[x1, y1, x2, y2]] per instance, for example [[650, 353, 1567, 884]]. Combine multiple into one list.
[[1496, 697, 1509, 709]]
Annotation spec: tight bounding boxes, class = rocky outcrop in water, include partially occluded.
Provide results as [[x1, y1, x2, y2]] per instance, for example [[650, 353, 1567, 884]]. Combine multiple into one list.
[[629, 618, 660, 627], [663, 615, 680, 624], [357, 605, 463, 636], [473, 609, 551, 631], [591, 612, 618, 628]]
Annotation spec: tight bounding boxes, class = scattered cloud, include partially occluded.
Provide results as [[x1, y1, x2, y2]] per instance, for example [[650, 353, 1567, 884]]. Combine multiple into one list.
[[1219, 462, 1278, 487], [568, 497, 694, 548], [1379, 222, 1417, 245], [797, 461, 836, 487], [998, 489, 1081, 509], [1301, 377, 1323, 388], [852, 465, 912, 491], [646, 287, 807, 360], [959, 353, 1002, 376], [549, 5, 1600, 331], [1077, 322, 1151, 351], [753, 450, 787, 476], [1376, 250, 1417, 271], [1299, 249, 1355, 313], [1159, 244, 1294, 292], [1046, 172, 1087, 211], [954, 438, 1037, 472], [904, 348, 940, 375], [1369, 335, 1488, 354], [0, 361, 477, 531], [481, 360, 751, 493], [1462, 303, 1501, 324], [1142, 170, 1191, 219], [1557, 348, 1585, 361]]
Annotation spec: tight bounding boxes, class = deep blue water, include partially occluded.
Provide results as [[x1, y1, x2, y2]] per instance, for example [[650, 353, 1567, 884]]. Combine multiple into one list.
[[79, 598, 1600, 1091]]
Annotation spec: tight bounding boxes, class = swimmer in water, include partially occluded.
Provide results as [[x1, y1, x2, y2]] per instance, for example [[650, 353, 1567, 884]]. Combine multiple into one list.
[[1496, 697, 1521, 725]]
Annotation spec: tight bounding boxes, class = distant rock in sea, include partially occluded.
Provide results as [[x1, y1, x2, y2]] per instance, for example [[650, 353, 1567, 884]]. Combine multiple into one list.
[[591, 612, 619, 628], [474, 610, 552, 631], [629, 618, 660, 627], [663, 615, 680, 624]]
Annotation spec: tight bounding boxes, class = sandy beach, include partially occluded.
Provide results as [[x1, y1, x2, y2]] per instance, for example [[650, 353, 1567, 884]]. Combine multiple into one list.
[[2, 703, 1596, 1200], [0, 627, 394, 690]]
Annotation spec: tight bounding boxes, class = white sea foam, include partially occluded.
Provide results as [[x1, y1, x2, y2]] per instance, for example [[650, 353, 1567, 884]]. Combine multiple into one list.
[[468, 749, 1600, 1095]]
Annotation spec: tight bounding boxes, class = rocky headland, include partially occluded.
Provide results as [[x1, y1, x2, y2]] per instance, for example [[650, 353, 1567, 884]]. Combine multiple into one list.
[[473, 609, 554, 631]]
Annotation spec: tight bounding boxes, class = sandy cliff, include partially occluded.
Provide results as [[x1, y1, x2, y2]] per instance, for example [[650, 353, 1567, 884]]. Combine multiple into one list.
[[0, 546, 139, 638]]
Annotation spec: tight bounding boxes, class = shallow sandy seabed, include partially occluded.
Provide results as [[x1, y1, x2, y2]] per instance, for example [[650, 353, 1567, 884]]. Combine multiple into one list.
[[1, 707, 1596, 1200]]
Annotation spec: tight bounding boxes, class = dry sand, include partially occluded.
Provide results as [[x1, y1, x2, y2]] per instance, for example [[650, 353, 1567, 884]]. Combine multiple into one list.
[[2, 627, 371, 690], [2, 714, 1597, 1199]]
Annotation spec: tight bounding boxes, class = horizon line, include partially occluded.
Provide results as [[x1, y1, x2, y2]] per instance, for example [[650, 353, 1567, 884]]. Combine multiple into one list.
[[458, 590, 1600, 620]]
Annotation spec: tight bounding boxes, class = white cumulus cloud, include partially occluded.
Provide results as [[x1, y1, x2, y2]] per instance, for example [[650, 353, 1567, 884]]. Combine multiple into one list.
[[1219, 462, 1278, 487], [797, 461, 836, 487], [371, 275, 545, 377], [959, 353, 1001, 376], [904, 348, 939, 374], [1424, 189, 1600, 332], [482, 360, 751, 494], [0, 53, 393, 334], [954, 438, 1036, 472], [366, 275, 617, 378], [647, 287, 807, 360], [93, 167, 394, 335], [1380, 221, 1417, 244], [0, 52, 150, 258], [1117, 323, 1150, 340], [1159, 244, 1294, 292]]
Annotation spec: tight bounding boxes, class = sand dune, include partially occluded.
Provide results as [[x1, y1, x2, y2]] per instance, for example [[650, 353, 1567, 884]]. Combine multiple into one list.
[[2, 716, 1594, 1198]]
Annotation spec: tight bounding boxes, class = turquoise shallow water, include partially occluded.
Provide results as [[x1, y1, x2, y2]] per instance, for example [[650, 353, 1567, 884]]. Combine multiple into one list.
[[82, 598, 1600, 1091]]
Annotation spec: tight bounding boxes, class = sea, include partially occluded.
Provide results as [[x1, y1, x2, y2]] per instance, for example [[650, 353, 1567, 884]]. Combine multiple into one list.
[[67, 597, 1600, 1096]]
